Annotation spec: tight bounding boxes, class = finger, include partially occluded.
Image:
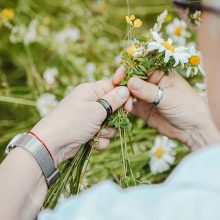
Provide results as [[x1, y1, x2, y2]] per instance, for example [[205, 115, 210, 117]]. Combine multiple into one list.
[[148, 70, 165, 85], [131, 100, 154, 122], [112, 66, 126, 86], [124, 96, 134, 112], [128, 77, 160, 104], [75, 79, 114, 101], [130, 102, 181, 141], [91, 79, 114, 98], [95, 138, 110, 151], [100, 86, 130, 112], [147, 108, 182, 141], [99, 127, 116, 139]]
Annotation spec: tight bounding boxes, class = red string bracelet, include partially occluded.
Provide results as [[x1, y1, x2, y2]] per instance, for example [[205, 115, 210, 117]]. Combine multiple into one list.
[[27, 131, 55, 162]]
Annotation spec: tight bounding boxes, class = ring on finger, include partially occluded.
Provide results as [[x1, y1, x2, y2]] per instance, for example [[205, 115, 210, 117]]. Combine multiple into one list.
[[153, 87, 164, 106], [97, 98, 113, 118]]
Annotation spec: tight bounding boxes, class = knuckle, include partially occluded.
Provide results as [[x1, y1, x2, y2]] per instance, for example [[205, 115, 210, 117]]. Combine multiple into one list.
[[143, 86, 156, 102], [149, 87, 156, 99], [111, 92, 119, 104], [75, 83, 89, 92]]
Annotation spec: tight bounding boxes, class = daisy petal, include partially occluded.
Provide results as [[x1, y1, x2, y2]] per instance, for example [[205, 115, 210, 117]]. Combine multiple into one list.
[[186, 67, 191, 77], [164, 51, 172, 63], [167, 38, 173, 44], [173, 54, 179, 67], [152, 31, 163, 42]]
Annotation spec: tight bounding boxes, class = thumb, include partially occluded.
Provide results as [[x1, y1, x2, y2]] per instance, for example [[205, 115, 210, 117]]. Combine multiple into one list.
[[128, 77, 160, 104], [96, 86, 130, 121], [101, 86, 130, 112]]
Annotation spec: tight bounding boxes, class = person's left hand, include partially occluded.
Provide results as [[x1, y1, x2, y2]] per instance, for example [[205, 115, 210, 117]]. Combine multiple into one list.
[[32, 70, 130, 165], [112, 67, 220, 150]]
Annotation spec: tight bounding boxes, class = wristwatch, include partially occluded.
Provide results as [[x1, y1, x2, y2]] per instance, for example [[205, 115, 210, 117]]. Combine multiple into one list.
[[6, 132, 60, 187]]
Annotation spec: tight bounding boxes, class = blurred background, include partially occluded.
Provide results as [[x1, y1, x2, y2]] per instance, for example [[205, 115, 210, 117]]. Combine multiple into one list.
[[0, 0, 201, 188]]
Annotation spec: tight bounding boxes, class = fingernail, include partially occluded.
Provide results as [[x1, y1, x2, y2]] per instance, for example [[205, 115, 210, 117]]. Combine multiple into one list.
[[117, 87, 129, 99], [131, 77, 142, 90]]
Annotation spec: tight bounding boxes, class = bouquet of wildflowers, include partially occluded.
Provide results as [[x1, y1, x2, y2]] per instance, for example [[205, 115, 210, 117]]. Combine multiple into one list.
[[106, 9, 203, 187], [43, 10, 204, 208]]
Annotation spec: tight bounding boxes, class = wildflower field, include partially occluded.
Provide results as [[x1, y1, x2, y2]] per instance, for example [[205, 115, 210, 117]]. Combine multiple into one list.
[[0, 0, 205, 207]]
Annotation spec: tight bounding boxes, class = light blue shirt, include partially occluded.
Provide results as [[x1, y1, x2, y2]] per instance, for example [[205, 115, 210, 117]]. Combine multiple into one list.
[[38, 146, 220, 220]]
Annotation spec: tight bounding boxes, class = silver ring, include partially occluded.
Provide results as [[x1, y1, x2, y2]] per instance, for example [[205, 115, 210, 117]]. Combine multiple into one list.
[[97, 98, 113, 118], [153, 87, 164, 105]]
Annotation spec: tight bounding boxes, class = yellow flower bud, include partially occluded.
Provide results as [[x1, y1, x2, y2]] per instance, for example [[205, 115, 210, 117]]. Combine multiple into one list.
[[165, 14, 172, 23], [126, 16, 132, 25], [134, 19, 142, 28], [130, 15, 135, 21], [1, 8, 15, 22]]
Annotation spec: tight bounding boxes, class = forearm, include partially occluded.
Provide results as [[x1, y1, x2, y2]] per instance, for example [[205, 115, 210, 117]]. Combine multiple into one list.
[[0, 147, 47, 220]]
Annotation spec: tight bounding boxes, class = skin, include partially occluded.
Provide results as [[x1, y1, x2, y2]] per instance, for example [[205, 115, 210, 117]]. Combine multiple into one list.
[[1, 0, 220, 219], [113, 69, 220, 150], [112, 0, 220, 150], [198, 0, 220, 129], [0, 75, 130, 220]]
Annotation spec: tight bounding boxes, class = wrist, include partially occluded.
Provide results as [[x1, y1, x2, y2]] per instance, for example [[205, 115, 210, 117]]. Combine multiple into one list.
[[31, 123, 60, 166], [183, 121, 220, 150], [0, 147, 47, 219], [31, 120, 80, 165]]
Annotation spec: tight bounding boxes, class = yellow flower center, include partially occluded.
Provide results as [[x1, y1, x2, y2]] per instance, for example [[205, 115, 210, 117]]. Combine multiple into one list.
[[189, 55, 200, 65], [161, 41, 175, 53], [174, 26, 183, 36], [127, 44, 136, 55], [1, 8, 15, 22], [46, 103, 54, 110], [154, 146, 164, 158]]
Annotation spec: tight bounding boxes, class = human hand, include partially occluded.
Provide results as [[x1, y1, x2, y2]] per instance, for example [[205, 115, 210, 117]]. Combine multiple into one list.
[[113, 67, 220, 150], [32, 73, 129, 165]]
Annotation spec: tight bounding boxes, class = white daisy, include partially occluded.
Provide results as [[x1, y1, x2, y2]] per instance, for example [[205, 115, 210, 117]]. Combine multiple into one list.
[[149, 136, 176, 174], [55, 27, 80, 43], [114, 54, 122, 65], [191, 10, 202, 27], [9, 25, 26, 44], [166, 18, 191, 45], [186, 46, 205, 77], [43, 67, 59, 85], [85, 62, 96, 82], [148, 32, 190, 67], [36, 93, 58, 117], [24, 19, 38, 46]]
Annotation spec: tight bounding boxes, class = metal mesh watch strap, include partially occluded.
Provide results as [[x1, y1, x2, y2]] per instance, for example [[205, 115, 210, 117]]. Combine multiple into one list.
[[6, 133, 60, 187]]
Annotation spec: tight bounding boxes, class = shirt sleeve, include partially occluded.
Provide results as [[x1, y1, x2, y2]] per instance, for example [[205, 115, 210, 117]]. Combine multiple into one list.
[[38, 146, 220, 220]]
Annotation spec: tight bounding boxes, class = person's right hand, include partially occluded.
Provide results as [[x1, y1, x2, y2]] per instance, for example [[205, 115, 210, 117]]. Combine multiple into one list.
[[113, 67, 220, 150], [32, 70, 130, 165]]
